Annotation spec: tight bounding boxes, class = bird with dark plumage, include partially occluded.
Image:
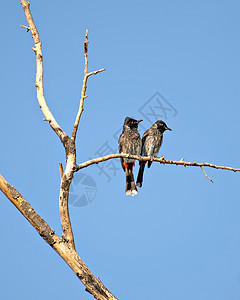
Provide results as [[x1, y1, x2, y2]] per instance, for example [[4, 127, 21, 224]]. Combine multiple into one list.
[[119, 117, 142, 196], [136, 120, 172, 188]]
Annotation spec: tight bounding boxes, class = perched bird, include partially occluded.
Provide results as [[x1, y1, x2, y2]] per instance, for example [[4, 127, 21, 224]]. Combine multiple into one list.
[[136, 120, 172, 188], [119, 117, 142, 196]]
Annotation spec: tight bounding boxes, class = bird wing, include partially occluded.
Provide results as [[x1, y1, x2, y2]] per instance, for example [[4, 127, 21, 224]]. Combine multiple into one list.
[[119, 130, 142, 169], [141, 129, 163, 168]]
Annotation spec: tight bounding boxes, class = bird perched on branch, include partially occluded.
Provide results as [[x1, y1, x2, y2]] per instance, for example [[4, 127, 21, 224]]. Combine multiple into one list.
[[119, 117, 142, 196], [136, 120, 172, 188]]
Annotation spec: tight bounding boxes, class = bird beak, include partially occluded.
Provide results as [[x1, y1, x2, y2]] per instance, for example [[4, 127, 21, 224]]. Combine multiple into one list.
[[166, 126, 172, 131], [137, 120, 143, 123]]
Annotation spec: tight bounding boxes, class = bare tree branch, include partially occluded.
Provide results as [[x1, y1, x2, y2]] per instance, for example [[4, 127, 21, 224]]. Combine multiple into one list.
[[59, 165, 75, 249], [0, 173, 117, 300], [72, 29, 105, 141], [71, 29, 89, 141], [21, 0, 69, 146], [76, 153, 240, 182], [0, 173, 59, 245]]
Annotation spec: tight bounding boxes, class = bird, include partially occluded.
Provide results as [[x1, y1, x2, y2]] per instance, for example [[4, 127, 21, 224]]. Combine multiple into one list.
[[136, 120, 172, 188], [119, 117, 142, 196]]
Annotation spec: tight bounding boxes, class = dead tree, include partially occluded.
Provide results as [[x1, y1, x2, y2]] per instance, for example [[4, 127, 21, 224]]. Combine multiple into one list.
[[0, 1, 239, 299]]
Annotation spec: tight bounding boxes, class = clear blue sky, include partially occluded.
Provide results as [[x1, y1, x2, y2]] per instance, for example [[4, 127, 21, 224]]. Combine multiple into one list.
[[1, 1, 240, 299]]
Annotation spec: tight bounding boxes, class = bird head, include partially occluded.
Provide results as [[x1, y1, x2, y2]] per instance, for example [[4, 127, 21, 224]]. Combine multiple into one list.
[[124, 117, 142, 129], [155, 120, 172, 132]]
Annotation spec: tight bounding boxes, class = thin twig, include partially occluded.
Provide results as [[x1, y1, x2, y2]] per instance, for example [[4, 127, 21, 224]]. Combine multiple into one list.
[[200, 166, 214, 183], [71, 30, 89, 141], [72, 30, 105, 141], [20, 24, 30, 31], [87, 68, 105, 77]]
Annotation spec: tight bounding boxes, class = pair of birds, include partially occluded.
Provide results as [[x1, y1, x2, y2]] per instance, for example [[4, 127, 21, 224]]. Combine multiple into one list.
[[118, 117, 171, 196]]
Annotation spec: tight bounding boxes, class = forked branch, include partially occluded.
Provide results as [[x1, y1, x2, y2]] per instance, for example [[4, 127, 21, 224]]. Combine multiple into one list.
[[17, 1, 114, 299], [21, 0, 76, 249]]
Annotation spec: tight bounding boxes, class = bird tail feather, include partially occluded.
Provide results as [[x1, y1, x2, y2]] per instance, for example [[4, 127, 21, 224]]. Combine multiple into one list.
[[125, 165, 138, 196], [136, 162, 146, 188]]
